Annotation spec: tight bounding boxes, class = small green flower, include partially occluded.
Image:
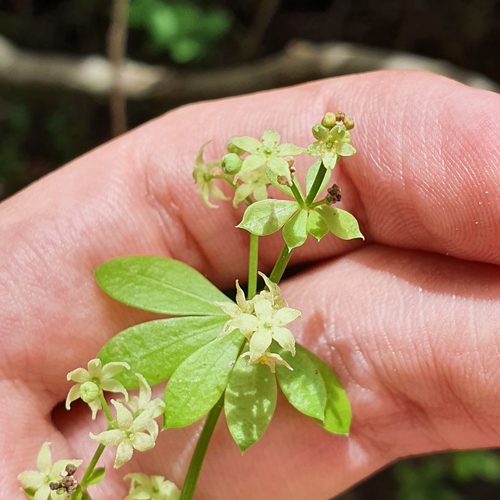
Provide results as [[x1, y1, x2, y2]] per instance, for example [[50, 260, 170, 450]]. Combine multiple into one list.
[[229, 129, 304, 185], [241, 350, 293, 373], [216, 274, 301, 363], [232, 165, 270, 207], [124, 473, 181, 500], [193, 142, 229, 208], [90, 400, 158, 468], [123, 373, 165, 441], [307, 123, 356, 170], [17, 442, 82, 500], [66, 358, 130, 419]]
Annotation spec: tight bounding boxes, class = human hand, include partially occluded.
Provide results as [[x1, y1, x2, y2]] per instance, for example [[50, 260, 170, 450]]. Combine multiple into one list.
[[2, 71, 500, 500]]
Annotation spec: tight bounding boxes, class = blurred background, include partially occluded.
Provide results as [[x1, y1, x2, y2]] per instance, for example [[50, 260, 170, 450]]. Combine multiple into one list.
[[1, 0, 500, 498]]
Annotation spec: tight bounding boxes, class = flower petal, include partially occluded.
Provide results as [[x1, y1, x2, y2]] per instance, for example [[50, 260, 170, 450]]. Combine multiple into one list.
[[237, 154, 266, 178], [249, 329, 272, 361], [90, 429, 124, 447], [261, 129, 280, 150], [115, 440, 134, 468], [232, 182, 254, 207], [266, 156, 290, 181], [101, 361, 130, 379], [229, 136, 262, 155], [86, 358, 104, 378], [36, 442, 52, 474], [113, 400, 134, 429], [17, 470, 44, 489], [229, 314, 260, 336], [34, 483, 50, 500], [132, 432, 155, 452], [253, 295, 273, 318], [88, 398, 103, 420], [66, 367, 90, 383], [65, 385, 82, 410], [274, 307, 301, 325], [276, 143, 305, 156], [272, 327, 296, 355], [101, 379, 129, 399]]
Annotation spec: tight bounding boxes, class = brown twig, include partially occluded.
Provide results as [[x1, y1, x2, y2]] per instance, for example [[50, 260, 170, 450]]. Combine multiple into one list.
[[107, 0, 129, 137], [0, 36, 497, 106]]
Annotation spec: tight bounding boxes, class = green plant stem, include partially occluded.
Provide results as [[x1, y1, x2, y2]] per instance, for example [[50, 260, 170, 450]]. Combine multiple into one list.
[[99, 393, 114, 423], [305, 160, 327, 206], [269, 244, 292, 284], [79, 443, 106, 490], [247, 233, 259, 299], [290, 177, 305, 206], [74, 394, 114, 498], [180, 394, 225, 500]]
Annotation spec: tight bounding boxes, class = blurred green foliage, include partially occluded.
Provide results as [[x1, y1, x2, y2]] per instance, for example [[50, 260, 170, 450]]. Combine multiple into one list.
[[128, 0, 232, 63], [393, 451, 500, 500], [0, 102, 30, 196]]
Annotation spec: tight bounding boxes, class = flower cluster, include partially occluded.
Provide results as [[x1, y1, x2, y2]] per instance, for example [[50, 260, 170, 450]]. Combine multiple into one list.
[[194, 129, 305, 208], [17, 442, 82, 500], [215, 273, 300, 372], [90, 373, 165, 468], [307, 113, 356, 170]]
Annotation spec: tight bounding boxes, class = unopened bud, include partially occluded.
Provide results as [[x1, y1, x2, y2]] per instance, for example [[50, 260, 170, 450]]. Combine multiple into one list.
[[343, 115, 354, 130], [277, 175, 292, 186], [80, 381, 99, 403], [65, 464, 77, 476], [321, 112, 337, 129], [221, 153, 242, 174]]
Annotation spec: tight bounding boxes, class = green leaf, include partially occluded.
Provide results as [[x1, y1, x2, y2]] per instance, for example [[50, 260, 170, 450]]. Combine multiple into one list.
[[225, 355, 277, 452], [163, 330, 244, 428], [305, 160, 332, 197], [307, 209, 328, 241], [99, 316, 227, 388], [95, 256, 231, 316], [237, 199, 299, 236], [276, 344, 327, 420], [316, 206, 364, 240], [303, 348, 351, 435], [86, 467, 106, 486], [283, 209, 308, 249], [266, 167, 293, 197]]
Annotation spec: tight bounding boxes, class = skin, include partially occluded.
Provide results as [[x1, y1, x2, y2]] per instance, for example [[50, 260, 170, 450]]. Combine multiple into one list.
[[2, 70, 500, 500]]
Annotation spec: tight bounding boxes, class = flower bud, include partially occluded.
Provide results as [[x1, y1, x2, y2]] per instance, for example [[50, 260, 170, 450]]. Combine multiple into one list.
[[343, 115, 354, 130], [221, 153, 242, 174], [80, 381, 100, 403], [321, 112, 337, 129]]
